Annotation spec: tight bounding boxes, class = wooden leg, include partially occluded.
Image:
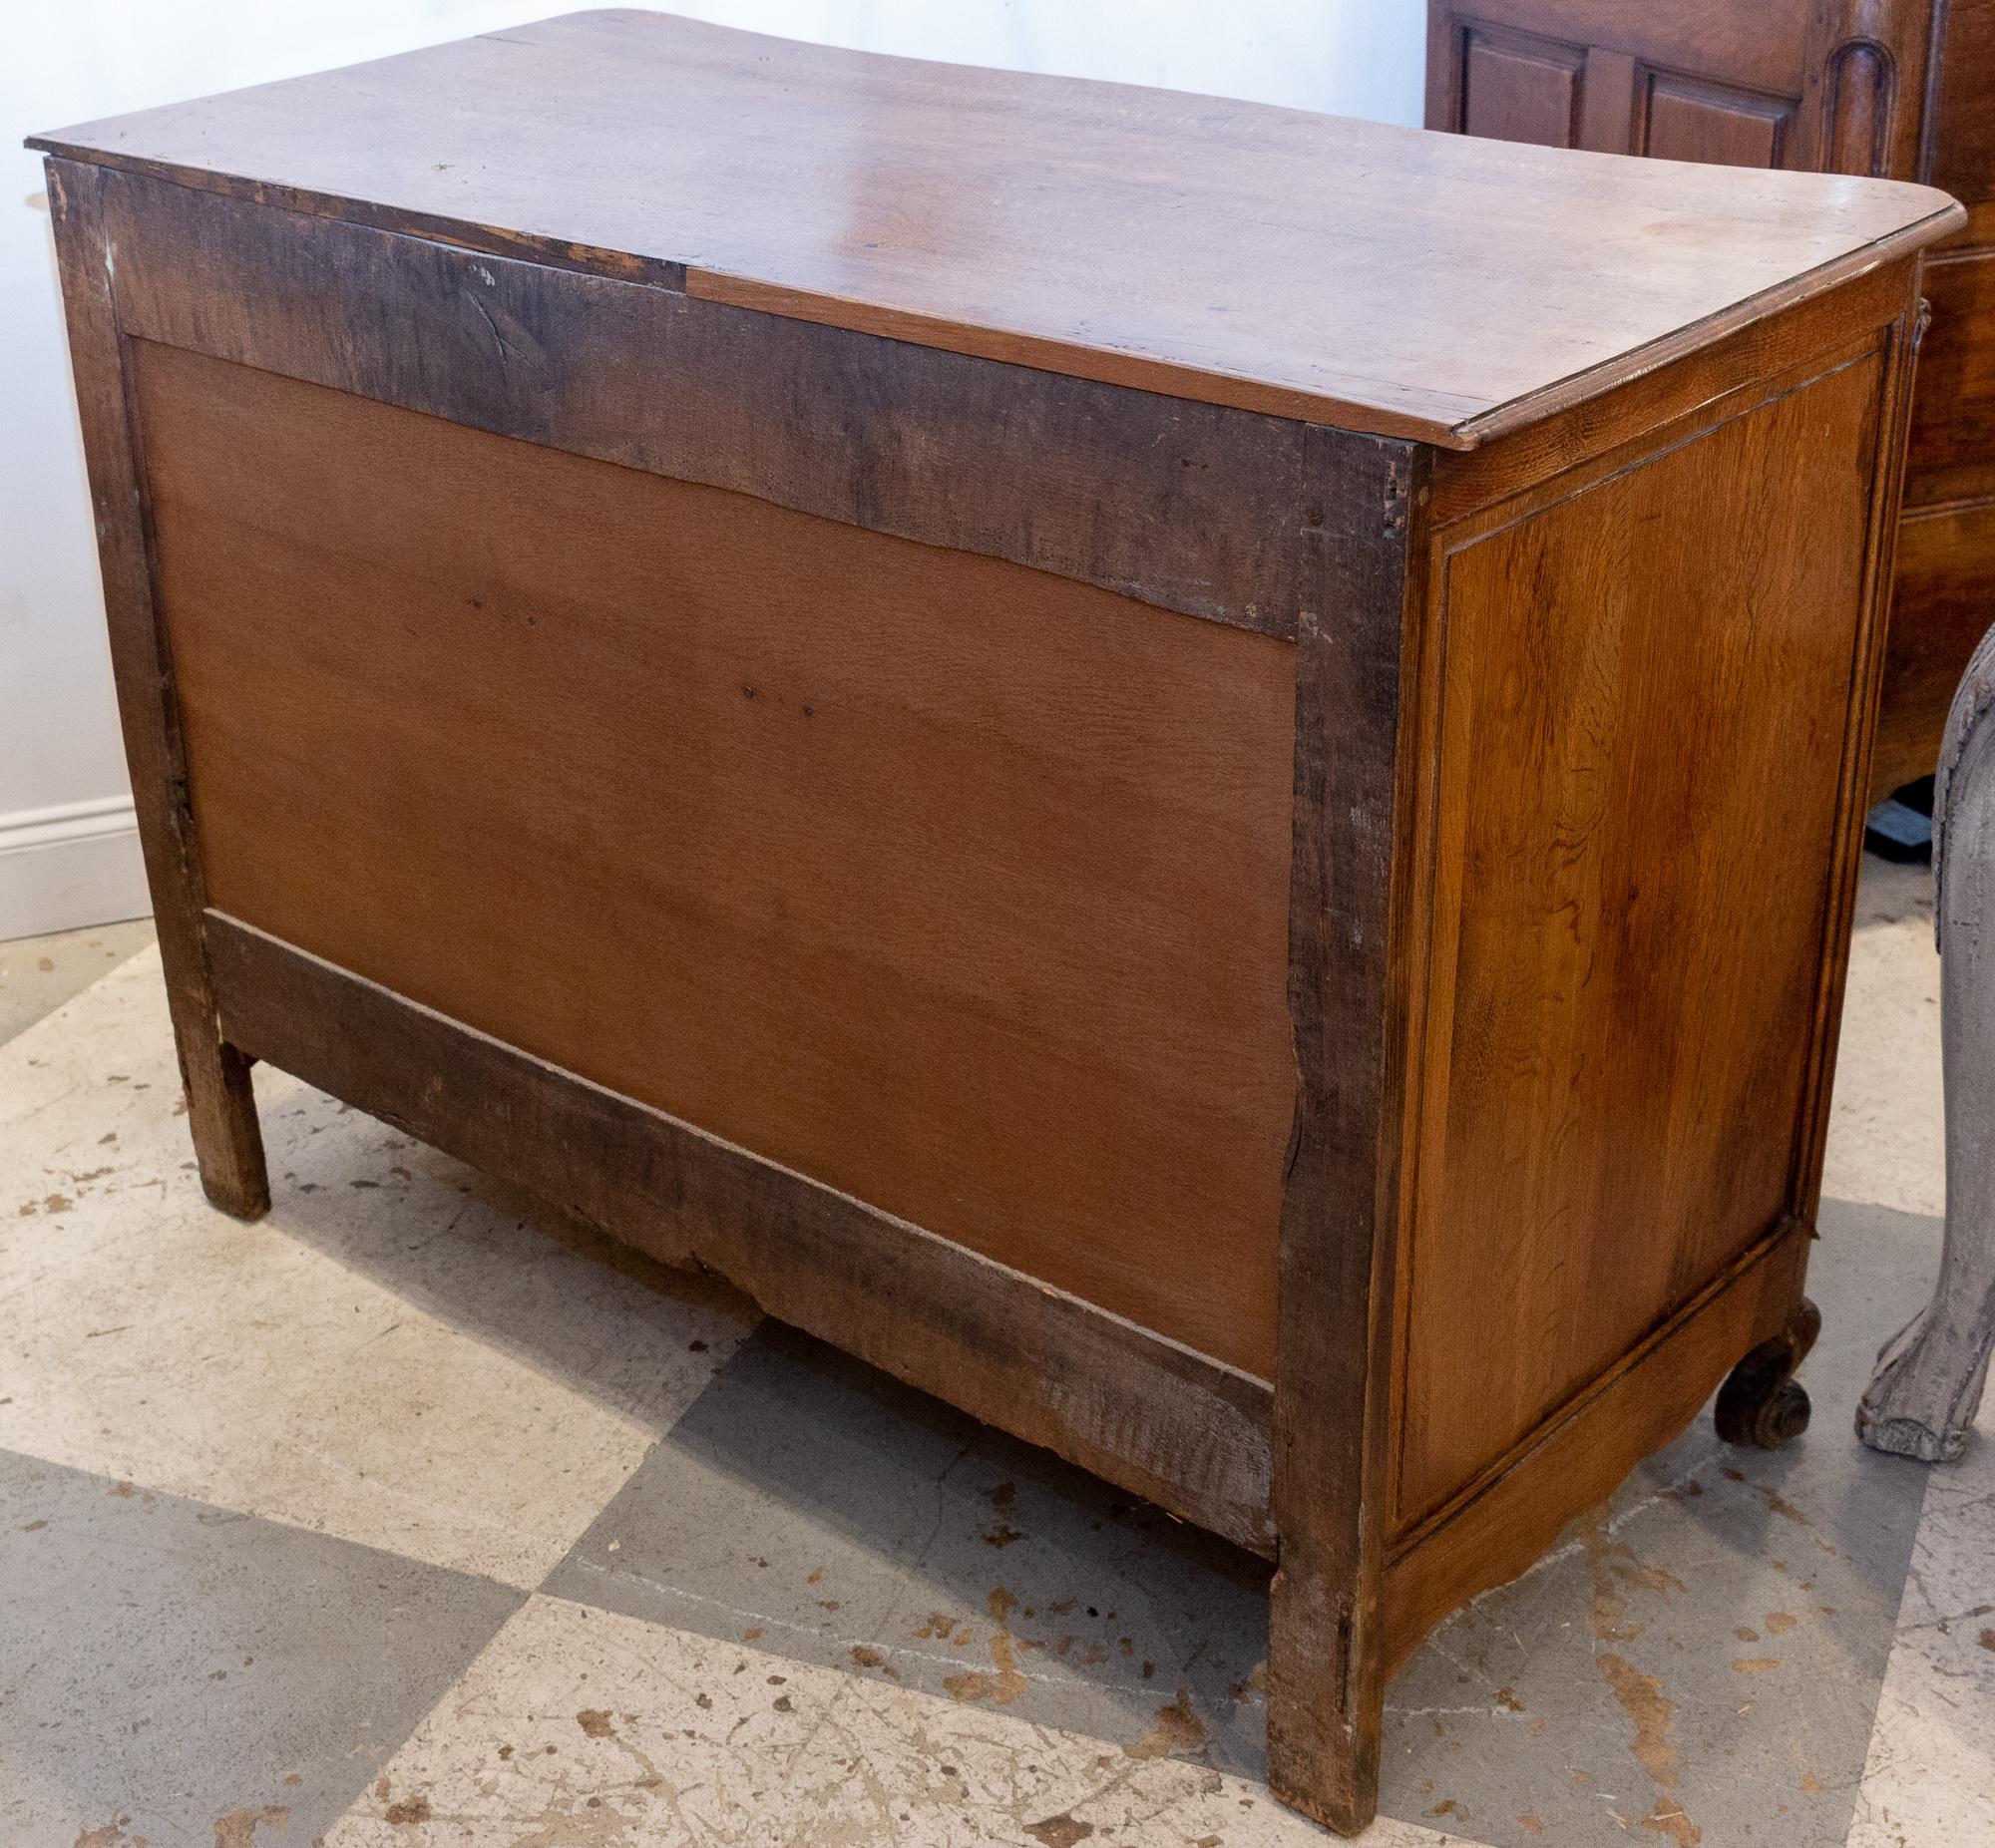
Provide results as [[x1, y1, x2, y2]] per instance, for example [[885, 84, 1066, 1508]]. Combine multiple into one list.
[[1263, 434, 1425, 1838], [1267, 1548, 1385, 1837], [179, 1035, 269, 1220], [1859, 623, 1995, 1463], [46, 159, 270, 1224], [1716, 1296, 1819, 1448]]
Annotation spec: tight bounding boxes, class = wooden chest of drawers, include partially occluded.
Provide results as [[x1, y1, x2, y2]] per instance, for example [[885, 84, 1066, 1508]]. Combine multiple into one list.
[[31, 12, 1961, 1832], [1427, 0, 1995, 800]]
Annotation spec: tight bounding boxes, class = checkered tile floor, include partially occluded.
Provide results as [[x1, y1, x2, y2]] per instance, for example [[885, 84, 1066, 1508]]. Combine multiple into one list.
[[2, 865, 1988, 1846]]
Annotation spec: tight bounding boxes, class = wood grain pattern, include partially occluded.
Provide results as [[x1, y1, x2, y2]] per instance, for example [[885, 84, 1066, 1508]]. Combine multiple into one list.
[[34, 30, 1960, 1837], [98, 167, 1306, 637], [1396, 351, 1885, 1528], [1266, 433, 1428, 1836], [1904, 249, 1995, 507], [205, 914, 1279, 1554], [1641, 70, 1793, 169], [26, 8, 1960, 446], [42, 159, 268, 1219], [1457, 23, 1587, 149], [1427, 264, 1905, 524], [1930, 0, 1995, 218], [132, 339, 1299, 1379], [1873, 499, 1995, 800]]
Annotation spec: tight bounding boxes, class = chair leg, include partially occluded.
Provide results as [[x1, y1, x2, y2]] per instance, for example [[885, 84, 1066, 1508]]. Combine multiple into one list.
[[1858, 622, 1995, 1463]]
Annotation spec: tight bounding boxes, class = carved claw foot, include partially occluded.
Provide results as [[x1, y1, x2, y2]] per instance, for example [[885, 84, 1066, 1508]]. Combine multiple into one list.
[[1858, 1302, 1993, 1462], [1716, 1297, 1820, 1448]]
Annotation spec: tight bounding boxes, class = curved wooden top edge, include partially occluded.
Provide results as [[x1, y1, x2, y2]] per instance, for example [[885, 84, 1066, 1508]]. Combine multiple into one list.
[[1453, 200, 1968, 450], [26, 8, 1970, 448]]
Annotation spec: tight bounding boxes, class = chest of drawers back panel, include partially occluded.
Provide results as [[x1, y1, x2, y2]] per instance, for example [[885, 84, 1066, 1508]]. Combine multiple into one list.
[[138, 336, 1300, 1381], [1429, 0, 1992, 799], [32, 12, 1962, 1832]]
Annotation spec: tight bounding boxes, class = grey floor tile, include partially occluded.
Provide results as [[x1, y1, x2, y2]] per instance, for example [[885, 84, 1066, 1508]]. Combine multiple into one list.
[[542, 1318, 1277, 1775], [0, 1446, 525, 1848], [0, 920, 155, 1048]]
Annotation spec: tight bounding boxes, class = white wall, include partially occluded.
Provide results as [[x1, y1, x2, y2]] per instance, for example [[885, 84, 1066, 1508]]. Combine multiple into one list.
[[1, 1, 1424, 939]]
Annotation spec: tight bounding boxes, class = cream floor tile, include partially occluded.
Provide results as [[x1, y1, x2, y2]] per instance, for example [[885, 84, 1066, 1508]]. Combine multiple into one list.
[[1823, 869, 1944, 1220], [0, 946, 758, 1588], [1844, 1401, 1995, 1848], [320, 1593, 1486, 1848]]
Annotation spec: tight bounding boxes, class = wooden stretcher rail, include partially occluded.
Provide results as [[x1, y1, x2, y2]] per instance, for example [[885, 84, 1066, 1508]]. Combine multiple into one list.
[[204, 911, 1282, 1558]]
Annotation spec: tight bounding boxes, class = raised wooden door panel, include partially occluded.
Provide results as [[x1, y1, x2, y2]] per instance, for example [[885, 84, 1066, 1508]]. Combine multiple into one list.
[[1931, 0, 1995, 242], [1394, 349, 1886, 1531], [1875, 500, 1995, 793], [1640, 70, 1796, 168], [1452, 21, 1587, 149], [1428, 1, 1815, 161], [1904, 248, 1995, 506], [132, 338, 1301, 1382], [1428, 1, 1933, 177]]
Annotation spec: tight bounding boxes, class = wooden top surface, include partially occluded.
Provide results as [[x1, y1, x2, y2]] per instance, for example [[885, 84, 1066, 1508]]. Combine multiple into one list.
[[30, 8, 1965, 447]]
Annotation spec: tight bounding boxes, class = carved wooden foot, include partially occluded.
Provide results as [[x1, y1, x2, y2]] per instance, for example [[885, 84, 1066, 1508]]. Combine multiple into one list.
[[1858, 620, 1995, 1463], [1716, 1297, 1819, 1448]]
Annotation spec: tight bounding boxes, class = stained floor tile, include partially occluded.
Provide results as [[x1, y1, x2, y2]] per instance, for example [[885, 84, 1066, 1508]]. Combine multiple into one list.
[[0, 1445, 523, 1848], [1378, 1195, 1941, 1848], [537, 1197, 1953, 1847], [1845, 1398, 1995, 1847], [0, 917, 156, 1048], [543, 1319, 1275, 1774], [317, 1592, 1481, 1848], [0, 947, 758, 1587]]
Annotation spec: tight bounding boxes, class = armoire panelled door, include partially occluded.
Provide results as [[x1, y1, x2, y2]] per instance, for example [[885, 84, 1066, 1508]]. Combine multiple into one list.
[[1424, 2, 1937, 175]]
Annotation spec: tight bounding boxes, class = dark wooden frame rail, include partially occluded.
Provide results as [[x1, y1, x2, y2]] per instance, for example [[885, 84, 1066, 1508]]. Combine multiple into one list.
[[31, 12, 1965, 1832]]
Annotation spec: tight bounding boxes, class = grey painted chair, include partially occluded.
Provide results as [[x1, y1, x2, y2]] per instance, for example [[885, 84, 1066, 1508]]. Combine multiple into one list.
[[1858, 623, 1995, 1462]]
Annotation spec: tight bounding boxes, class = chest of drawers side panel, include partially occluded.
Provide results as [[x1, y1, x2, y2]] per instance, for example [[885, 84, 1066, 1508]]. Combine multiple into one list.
[[1389, 300, 1917, 1548]]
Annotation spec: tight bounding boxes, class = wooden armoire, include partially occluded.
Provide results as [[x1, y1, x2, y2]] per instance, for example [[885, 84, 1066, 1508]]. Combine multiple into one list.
[[1428, 1, 1993, 800]]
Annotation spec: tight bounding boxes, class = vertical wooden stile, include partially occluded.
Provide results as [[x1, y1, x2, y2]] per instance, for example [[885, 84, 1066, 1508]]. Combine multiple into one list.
[[1266, 428, 1430, 1834]]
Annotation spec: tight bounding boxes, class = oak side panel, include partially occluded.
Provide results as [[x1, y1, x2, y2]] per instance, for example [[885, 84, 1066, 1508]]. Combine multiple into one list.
[[206, 916, 1278, 1556], [1383, 1220, 1806, 1668], [1396, 350, 1886, 1529], [132, 340, 1298, 1380]]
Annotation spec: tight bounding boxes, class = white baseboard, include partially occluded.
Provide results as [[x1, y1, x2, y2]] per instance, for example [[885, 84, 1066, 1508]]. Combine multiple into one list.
[[0, 796, 153, 942]]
